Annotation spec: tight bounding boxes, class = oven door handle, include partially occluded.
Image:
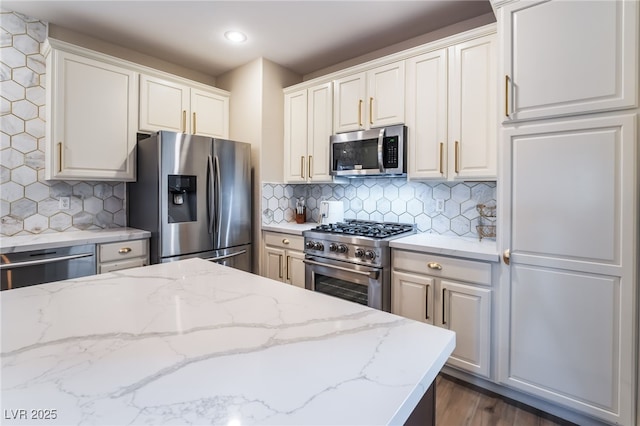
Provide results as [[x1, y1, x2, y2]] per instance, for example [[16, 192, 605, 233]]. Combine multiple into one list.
[[303, 259, 380, 279]]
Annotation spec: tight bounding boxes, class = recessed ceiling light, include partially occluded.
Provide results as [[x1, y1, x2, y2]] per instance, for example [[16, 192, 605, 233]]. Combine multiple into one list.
[[224, 31, 247, 43]]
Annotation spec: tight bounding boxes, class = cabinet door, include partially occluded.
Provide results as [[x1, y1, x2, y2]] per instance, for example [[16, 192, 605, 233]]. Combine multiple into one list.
[[406, 49, 448, 179], [448, 34, 497, 179], [391, 271, 434, 325], [436, 280, 491, 378], [139, 75, 189, 133], [284, 89, 308, 182], [263, 246, 285, 282], [500, 0, 638, 121], [500, 114, 637, 424], [47, 49, 137, 181], [307, 82, 333, 182], [367, 61, 405, 128], [191, 88, 229, 139], [333, 72, 366, 133], [287, 250, 306, 288]]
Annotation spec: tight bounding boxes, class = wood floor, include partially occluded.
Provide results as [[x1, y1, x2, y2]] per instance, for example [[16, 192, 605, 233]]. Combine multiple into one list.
[[435, 375, 575, 426]]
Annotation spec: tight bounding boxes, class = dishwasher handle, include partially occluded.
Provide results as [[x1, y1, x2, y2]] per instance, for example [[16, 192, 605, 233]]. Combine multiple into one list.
[[0, 252, 94, 270]]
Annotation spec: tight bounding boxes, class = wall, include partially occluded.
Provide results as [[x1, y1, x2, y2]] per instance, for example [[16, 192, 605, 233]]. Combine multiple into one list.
[[304, 12, 495, 81], [263, 180, 496, 239], [48, 24, 216, 86], [0, 10, 126, 236], [216, 58, 301, 271]]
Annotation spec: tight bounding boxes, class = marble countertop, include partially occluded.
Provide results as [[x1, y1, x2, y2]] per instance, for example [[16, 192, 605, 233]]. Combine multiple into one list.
[[261, 222, 318, 235], [0, 258, 455, 425], [390, 233, 500, 262], [0, 228, 151, 254]]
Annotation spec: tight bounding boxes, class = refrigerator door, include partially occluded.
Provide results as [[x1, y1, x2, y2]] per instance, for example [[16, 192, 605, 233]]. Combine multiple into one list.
[[159, 245, 252, 273], [161, 132, 214, 258], [213, 139, 252, 250]]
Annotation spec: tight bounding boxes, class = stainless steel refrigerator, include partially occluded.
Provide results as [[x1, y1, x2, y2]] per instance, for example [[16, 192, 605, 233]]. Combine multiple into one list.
[[128, 131, 252, 272]]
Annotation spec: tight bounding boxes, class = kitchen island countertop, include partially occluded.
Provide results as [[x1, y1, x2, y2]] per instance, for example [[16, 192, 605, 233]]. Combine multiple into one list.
[[1, 258, 455, 425]]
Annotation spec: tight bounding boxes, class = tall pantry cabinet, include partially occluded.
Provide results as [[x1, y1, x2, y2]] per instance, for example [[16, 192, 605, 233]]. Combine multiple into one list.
[[493, 1, 638, 425]]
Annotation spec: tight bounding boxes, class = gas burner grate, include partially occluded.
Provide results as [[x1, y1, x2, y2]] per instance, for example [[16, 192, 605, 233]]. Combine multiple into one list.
[[310, 219, 415, 239]]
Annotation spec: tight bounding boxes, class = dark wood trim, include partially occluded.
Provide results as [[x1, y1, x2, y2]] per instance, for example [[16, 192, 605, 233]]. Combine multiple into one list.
[[405, 381, 435, 426]]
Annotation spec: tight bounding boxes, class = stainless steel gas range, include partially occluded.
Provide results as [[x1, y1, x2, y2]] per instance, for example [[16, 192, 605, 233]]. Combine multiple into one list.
[[303, 219, 416, 312]]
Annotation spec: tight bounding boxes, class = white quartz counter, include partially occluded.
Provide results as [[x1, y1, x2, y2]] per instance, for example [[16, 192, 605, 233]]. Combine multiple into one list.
[[261, 222, 318, 235], [0, 228, 151, 254], [0, 259, 454, 425], [390, 233, 499, 262]]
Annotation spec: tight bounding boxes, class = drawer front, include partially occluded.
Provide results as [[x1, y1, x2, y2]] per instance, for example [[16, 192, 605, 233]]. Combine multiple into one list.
[[98, 257, 147, 274], [263, 232, 304, 251], [99, 239, 149, 263], [393, 249, 491, 286]]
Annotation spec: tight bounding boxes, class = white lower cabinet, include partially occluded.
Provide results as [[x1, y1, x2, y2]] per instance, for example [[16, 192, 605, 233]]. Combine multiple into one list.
[[98, 239, 149, 273], [262, 232, 306, 288], [392, 250, 492, 378], [499, 113, 637, 425]]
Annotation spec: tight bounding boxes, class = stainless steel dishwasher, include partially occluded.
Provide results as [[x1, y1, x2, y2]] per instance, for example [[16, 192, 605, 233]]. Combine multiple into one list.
[[0, 244, 96, 291]]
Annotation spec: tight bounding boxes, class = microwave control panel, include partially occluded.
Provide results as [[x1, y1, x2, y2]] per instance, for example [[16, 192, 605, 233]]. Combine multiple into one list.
[[383, 136, 399, 168]]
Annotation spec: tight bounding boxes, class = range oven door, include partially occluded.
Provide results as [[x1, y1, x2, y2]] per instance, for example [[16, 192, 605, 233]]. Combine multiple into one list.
[[304, 256, 387, 311]]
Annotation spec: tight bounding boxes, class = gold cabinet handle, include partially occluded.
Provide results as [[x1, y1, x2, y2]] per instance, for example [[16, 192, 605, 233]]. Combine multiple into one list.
[[193, 112, 197, 134], [308, 155, 313, 178], [282, 238, 290, 245], [57, 142, 63, 173], [438, 142, 444, 174], [505, 75, 510, 118], [118, 247, 132, 254], [278, 255, 283, 279], [503, 249, 510, 265], [427, 262, 442, 270], [300, 156, 305, 179], [182, 110, 187, 133], [454, 141, 460, 174], [358, 99, 363, 127], [369, 97, 374, 125]]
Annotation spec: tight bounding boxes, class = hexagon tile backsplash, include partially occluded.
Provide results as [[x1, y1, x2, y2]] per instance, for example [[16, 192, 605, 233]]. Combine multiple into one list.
[[1, 10, 126, 236], [262, 180, 497, 239]]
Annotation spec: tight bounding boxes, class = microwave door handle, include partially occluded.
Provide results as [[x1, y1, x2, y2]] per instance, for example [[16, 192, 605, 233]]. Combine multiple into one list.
[[377, 128, 385, 172]]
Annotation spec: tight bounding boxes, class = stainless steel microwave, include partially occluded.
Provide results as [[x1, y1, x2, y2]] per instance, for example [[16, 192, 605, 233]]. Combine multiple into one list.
[[330, 124, 407, 177]]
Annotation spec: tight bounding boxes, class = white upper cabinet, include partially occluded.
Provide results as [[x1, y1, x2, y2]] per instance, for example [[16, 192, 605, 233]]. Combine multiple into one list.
[[333, 61, 404, 133], [45, 42, 137, 181], [499, 0, 638, 122], [406, 32, 497, 180], [284, 82, 333, 183], [140, 74, 229, 138]]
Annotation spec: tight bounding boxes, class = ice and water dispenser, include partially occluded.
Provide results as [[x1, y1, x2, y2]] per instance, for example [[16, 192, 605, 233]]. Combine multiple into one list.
[[167, 175, 197, 223]]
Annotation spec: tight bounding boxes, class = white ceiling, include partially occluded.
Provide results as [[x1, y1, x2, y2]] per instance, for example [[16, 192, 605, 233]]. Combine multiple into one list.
[[2, 1, 494, 77]]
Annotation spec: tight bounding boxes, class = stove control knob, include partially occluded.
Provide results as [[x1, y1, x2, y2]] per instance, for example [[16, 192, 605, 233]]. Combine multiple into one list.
[[313, 242, 324, 251], [305, 241, 315, 250], [337, 244, 348, 254], [355, 248, 365, 258], [329, 243, 338, 252], [365, 250, 377, 260]]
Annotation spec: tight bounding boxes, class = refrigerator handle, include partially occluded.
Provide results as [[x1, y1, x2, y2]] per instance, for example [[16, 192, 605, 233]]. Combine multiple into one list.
[[214, 155, 221, 237], [208, 155, 215, 234]]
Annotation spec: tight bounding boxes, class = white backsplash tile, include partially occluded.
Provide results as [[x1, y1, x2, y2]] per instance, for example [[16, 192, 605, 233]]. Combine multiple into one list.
[[262, 179, 497, 238]]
